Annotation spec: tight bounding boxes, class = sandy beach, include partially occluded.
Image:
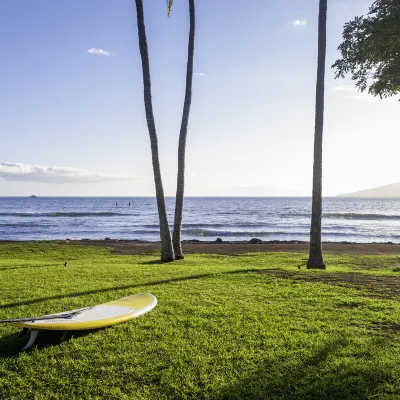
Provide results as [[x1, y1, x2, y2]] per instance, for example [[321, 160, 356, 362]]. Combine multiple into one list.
[[2, 240, 399, 255]]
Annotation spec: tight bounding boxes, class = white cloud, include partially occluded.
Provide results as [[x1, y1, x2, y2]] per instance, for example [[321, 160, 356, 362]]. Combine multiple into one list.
[[87, 48, 114, 57], [194, 72, 206, 78], [289, 20, 308, 26], [0, 163, 136, 184], [185, 172, 197, 177]]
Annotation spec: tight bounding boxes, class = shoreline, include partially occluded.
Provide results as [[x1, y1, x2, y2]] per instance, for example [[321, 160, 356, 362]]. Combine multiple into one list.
[[1, 239, 400, 255]]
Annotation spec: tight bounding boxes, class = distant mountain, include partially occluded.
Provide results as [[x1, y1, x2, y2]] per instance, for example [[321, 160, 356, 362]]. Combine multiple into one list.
[[338, 183, 400, 198]]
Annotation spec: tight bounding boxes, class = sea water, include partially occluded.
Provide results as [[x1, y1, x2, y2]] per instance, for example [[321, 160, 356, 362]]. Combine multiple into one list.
[[1, 197, 400, 243]]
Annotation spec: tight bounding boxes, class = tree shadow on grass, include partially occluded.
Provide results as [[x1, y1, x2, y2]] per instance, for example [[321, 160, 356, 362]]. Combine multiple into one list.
[[212, 336, 396, 400], [0, 329, 101, 358], [0, 269, 262, 310], [2, 266, 398, 313], [139, 260, 167, 265], [0, 269, 264, 355]]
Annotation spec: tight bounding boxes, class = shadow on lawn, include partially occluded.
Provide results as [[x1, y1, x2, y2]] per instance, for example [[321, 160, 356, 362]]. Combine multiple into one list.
[[0, 269, 261, 310], [2, 266, 398, 312], [212, 336, 395, 400], [0, 329, 100, 358], [139, 260, 167, 265]]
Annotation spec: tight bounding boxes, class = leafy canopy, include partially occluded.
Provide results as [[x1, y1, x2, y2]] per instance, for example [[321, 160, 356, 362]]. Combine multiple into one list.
[[332, 0, 400, 99]]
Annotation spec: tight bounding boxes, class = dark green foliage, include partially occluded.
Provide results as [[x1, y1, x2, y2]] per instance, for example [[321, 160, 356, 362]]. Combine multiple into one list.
[[167, 0, 174, 16], [332, 0, 400, 99]]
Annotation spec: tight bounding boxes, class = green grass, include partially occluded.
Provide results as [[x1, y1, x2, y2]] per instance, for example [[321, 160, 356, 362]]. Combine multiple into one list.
[[1, 242, 400, 399]]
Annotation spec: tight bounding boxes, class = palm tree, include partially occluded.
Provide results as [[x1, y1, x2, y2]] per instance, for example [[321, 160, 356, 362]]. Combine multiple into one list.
[[134, 0, 175, 262], [307, 0, 327, 270], [172, 0, 195, 259]]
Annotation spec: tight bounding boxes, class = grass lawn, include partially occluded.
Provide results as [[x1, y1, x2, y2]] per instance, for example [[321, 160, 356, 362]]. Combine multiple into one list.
[[1, 242, 400, 399]]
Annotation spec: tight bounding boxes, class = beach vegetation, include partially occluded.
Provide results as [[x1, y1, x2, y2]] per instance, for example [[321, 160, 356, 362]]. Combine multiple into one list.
[[2, 242, 400, 398], [173, 0, 196, 260], [308, 0, 328, 270], [332, 0, 400, 100], [134, 0, 175, 262]]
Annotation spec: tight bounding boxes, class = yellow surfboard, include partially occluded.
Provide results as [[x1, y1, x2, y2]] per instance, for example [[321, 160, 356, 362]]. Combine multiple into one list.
[[2, 293, 157, 350]]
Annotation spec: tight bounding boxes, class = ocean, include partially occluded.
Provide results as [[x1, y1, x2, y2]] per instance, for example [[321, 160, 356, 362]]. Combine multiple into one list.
[[0, 197, 400, 243]]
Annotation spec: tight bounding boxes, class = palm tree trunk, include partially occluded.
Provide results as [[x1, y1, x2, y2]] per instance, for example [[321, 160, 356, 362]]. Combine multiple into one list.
[[172, 0, 195, 259], [135, 0, 174, 262], [307, 0, 327, 270]]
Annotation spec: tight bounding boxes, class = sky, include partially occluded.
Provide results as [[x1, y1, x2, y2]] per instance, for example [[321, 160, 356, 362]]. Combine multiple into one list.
[[0, 0, 398, 197]]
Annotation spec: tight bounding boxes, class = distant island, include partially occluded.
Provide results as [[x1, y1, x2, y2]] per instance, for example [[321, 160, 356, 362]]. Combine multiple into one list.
[[337, 183, 400, 198], [30, 195, 37, 198]]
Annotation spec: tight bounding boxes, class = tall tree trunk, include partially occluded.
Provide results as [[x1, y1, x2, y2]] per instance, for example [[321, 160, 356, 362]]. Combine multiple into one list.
[[307, 0, 327, 270], [172, 0, 195, 259], [135, 0, 174, 262]]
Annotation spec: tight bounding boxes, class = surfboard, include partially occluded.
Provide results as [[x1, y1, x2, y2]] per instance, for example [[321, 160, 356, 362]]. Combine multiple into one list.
[[1, 293, 157, 350]]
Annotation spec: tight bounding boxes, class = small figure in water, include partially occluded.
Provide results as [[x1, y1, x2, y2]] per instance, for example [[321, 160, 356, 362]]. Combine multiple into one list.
[[129, 202, 131, 206], [116, 202, 118, 207]]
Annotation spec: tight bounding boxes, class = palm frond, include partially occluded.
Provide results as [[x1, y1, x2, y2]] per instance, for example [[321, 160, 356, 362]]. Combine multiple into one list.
[[167, 0, 174, 16]]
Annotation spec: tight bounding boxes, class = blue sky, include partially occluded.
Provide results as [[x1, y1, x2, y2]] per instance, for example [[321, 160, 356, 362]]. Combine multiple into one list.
[[0, 0, 398, 196]]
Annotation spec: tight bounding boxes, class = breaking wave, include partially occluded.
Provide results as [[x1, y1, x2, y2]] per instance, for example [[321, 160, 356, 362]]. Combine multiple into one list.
[[281, 212, 400, 221], [323, 212, 400, 221]]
